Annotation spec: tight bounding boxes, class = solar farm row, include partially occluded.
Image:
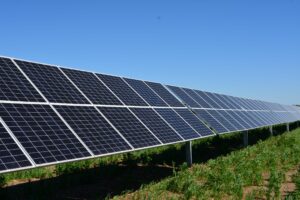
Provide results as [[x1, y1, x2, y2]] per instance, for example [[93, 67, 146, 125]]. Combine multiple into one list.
[[0, 56, 299, 173]]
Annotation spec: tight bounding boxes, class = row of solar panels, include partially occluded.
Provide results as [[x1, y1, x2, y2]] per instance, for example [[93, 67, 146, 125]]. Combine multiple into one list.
[[0, 56, 300, 174]]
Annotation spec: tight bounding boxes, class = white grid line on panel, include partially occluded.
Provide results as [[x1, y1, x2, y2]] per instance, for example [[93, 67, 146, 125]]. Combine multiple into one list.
[[59, 67, 135, 150], [121, 78, 186, 141], [11, 59, 95, 159], [0, 117, 36, 166]]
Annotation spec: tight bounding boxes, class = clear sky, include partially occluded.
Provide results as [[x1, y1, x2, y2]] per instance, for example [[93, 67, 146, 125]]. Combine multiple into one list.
[[1, 1, 299, 105]]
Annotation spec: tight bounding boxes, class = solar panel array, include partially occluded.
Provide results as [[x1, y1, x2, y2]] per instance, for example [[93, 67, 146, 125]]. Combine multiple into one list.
[[167, 85, 300, 134], [0, 56, 299, 173]]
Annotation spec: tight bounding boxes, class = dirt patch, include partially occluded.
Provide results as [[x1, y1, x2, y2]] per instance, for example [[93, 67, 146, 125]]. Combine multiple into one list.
[[242, 166, 299, 200]]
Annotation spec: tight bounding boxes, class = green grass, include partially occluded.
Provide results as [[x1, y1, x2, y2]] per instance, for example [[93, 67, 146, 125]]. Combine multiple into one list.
[[113, 128, 300, 200]]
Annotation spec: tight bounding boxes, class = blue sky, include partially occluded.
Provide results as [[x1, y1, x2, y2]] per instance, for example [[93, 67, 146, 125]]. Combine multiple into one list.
[[1, 1, 299, 105]]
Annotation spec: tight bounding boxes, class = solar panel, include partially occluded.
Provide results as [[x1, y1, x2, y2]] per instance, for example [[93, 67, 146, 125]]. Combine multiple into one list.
[[61, 68, 123, 105], [246, 111, 266, 127], [55, 105, 132, 155], [0, 103, 91, 165], [207, 110, 238, 131], [130, 108, 183, 143], [0, 56, 299, 174], [218, 110, 246, 130], [0, 121, 32, 171], [0, 57, 44, 102], [223, 96, 243, 109], [155, 108, 201, 140], [226, 111, 253, 129], [173, 109, 214, 136], [123, 78, 168, 107], [214, 94, 236, 109], [208, 93, 231, 109], [256, 112, 274, 125], [181, 88, 212, 108], [15, 60, 89, 104], [98, 107, 161, 148], [237, 111, 260, 128], [167, 86, 200, 108], [195, 90, 222, 109], [96, 74, 147, 106], [145, 81, 184, 107], [194, 109, 229, 133]]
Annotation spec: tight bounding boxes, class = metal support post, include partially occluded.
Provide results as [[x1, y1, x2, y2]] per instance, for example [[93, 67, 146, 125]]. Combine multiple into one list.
[[286, 123, 290, 132], [243, 131, 249, 147], [269, 126, 273, 136], [185, 141, 192, 167]]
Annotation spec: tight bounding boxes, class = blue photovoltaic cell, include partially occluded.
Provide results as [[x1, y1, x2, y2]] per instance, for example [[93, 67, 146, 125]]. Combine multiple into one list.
[[182, 88, 212, 108], [15, 60, 89, 104], [219, 110, 246, 130], [130, 108, 183, 143], [124, 78, 168, 107], [210, 93, 231, 109], [0, 57, 44, 102], [246, 111, 265, 127], [223, 96, 243, 109], [237, 111, 260, 128], [167, 86, 200, 108], [218, 110, 246, 130], [0, 103, 91, 165], [194, 109, 229, 133], [174, 109, 214, 136], [98, 107, 160, 148], [61, 68, 123, 105], [96, 74, 148, 106], [226, 111, 253, 129], [195, 90, 222, 109], [0, 122, 32, 171], [207, 110, 238, 131], [145, 81, 184, 107], [155, 108, 201, 140], [55, 106, 132, 155]]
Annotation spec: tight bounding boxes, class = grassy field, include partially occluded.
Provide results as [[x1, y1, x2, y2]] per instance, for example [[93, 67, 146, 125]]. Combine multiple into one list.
[[113, 126, 300, 200], [0, 123, 298, 199]]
